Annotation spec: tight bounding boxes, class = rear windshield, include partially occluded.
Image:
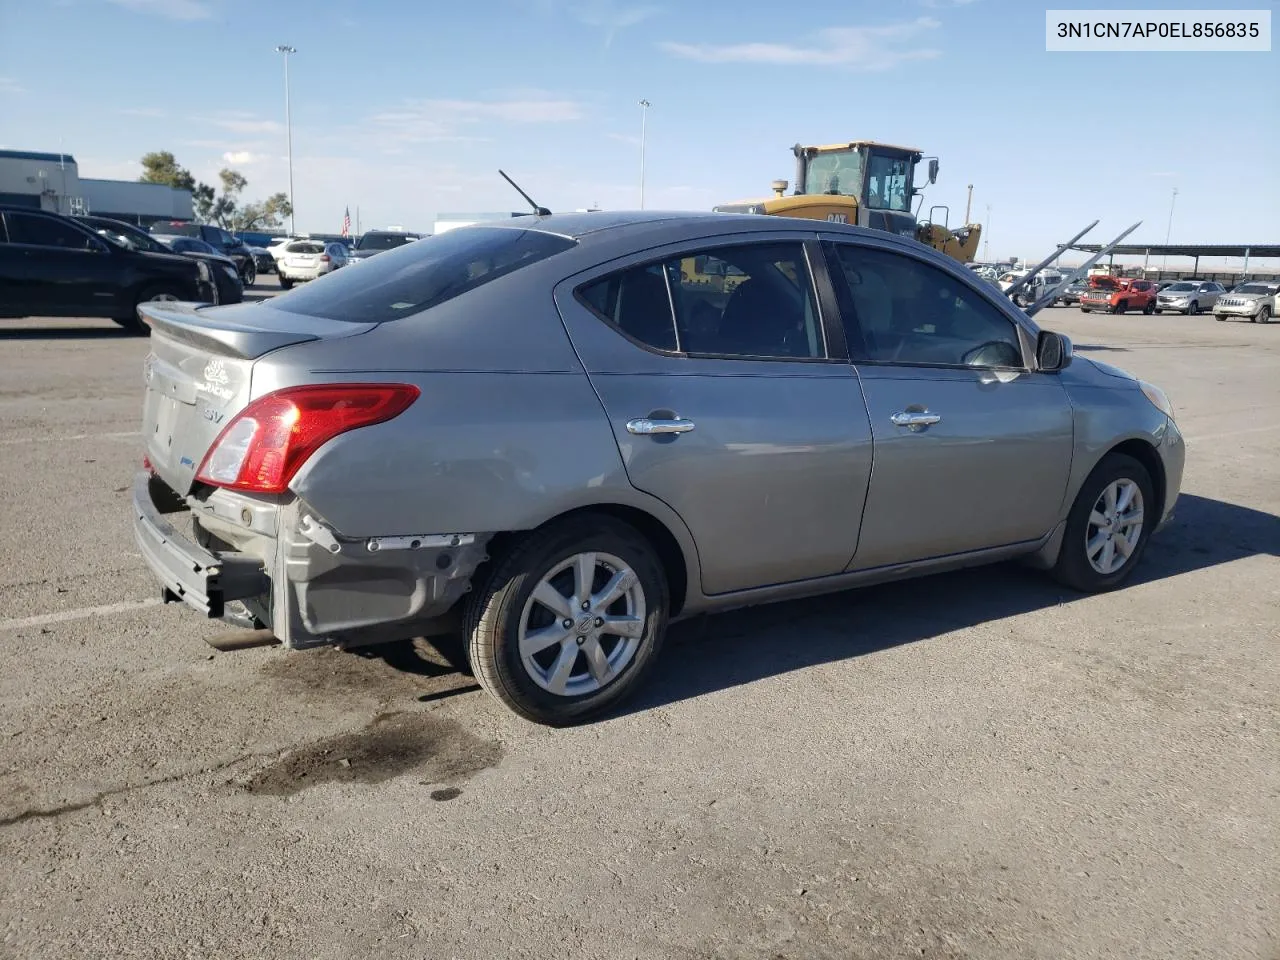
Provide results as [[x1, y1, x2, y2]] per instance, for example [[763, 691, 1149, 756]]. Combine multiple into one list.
[[356, 232, 414, 251], [270, 226, 577, 323], [286, 241, 325, 254]]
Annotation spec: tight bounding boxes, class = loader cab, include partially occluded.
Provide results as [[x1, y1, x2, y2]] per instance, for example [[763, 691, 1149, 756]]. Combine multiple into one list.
[[793, 142, 932, 215]]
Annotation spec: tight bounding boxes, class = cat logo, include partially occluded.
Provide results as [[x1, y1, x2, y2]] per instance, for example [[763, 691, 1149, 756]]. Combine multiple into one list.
[[826, 213, 849, 223]]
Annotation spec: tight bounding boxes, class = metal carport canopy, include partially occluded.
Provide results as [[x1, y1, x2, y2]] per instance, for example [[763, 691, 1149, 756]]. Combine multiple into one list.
[[1069, 242, 1280, 258]]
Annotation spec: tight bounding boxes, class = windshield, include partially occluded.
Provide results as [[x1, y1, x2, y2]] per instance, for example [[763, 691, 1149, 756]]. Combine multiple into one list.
[[800, 150, 863, 197], [1233, 283, 1275, 294], [1164, 282, 1195, 292], [865, 151, 913, 212], [271, 226, 576, 323], [91, 221, 167, 254], [356, 233, 414, 251], [285, 241, 326, 254]]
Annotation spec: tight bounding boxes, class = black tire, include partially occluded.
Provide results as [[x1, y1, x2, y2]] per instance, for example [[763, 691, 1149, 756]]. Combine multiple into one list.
[[241, 260, 257, 287], [1111, 300, 1127, 315], [1216, 314, 1227, 322], [278, 276, 294, 290], [119, 284, 182, 334], [1081, 307, 1091, 314], [1142, 299, 1156, 315], [1187, 301, 1200, 315], [465, 515, 669, 726], [1051, 452, 1155, 593], [1255, 306, 1271, 324]]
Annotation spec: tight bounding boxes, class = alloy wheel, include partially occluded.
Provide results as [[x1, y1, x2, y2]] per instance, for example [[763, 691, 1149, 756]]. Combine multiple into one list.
[[517, 551, 646, 697], [1085, 479, 1145, 575]]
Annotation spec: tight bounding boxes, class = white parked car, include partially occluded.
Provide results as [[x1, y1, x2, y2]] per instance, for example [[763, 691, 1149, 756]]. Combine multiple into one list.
[[1213, 280, 1278, 324], [277, 240, 349, 289]]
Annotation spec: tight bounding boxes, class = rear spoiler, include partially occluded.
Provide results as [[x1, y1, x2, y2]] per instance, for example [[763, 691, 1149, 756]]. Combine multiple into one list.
[[136, 301, 373, 360]]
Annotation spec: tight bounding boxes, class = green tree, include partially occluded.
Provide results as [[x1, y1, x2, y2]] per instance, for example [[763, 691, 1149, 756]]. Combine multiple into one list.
[[139, 150, 196, 191]]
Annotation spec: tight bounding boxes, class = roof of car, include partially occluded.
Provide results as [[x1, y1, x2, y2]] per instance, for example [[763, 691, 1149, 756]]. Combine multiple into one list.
[[470, 208, 855, 242]]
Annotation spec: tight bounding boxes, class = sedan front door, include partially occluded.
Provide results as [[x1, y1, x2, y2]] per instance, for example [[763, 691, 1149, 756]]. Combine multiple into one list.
[[823, 236, 1076, 570], [1, 211, 121, 317], [555, 236, 874, 597]]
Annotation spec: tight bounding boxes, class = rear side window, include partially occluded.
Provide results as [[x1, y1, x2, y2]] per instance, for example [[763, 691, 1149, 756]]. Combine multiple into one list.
[[4, 213, 98, 250], [270, 226, 576, 323]]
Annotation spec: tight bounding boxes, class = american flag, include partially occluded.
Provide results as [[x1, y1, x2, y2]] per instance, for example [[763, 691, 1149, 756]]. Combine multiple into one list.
[[341, 206, 351, 237]]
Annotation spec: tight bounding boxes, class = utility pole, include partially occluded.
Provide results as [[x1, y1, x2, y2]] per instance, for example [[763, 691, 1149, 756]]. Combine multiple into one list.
[[1162, 186, 1177, 272], [638, 99, 650, 209], [275, 45, 297, 235], [983, 204, 991, 262], [964, 184, 973, 224]]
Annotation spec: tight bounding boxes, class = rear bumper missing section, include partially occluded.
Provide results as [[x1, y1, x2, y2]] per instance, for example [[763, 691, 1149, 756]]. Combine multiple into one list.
[[132, 471, 269, 618]]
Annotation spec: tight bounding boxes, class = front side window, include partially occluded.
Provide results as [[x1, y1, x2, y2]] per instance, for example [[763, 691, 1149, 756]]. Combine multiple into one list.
[[577, 242, 825, 360], [4, 213, 99, 250], [830, 243, 1024, 368], [865, 153, 912, 212]]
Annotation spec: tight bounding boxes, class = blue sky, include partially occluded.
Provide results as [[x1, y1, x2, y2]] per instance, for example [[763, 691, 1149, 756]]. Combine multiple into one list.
[[0, 0, 1276, 262]]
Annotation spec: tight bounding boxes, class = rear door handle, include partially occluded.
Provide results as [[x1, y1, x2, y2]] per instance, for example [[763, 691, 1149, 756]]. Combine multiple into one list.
[[627, 417, 695, 435], [890, 411, 941, 427]]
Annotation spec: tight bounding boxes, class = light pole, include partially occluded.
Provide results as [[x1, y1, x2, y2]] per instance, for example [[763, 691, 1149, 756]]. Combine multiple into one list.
[[1162, 186, 1177, 273], [275, 44, 296, 234], [638, 99, 650, 209], [983, 204, 991, 262]]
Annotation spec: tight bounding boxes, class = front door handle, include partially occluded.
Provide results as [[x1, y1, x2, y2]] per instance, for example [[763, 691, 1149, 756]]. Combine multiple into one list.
[[627, 417, 695, 435], [890, 411, 942, 428]]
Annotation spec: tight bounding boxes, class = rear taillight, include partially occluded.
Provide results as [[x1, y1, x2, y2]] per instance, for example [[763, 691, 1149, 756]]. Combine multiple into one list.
[[320, 254, 331, 262], [194, 384, 420, 493]]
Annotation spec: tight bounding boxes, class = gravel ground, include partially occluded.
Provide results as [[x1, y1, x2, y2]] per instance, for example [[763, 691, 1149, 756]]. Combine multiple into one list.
[[1, 296, 1276, 960]]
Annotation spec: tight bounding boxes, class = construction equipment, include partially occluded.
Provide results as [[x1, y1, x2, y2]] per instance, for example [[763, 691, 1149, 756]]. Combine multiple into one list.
[[713, 141, 983, 263]]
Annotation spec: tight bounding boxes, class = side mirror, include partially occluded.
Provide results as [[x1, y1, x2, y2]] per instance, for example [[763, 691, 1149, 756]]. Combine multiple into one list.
[[1036, 330, 1072, 372], [927, 158, 939, 184]]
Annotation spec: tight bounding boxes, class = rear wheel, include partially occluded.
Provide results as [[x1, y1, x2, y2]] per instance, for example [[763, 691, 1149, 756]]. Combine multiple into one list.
[[1051, 453, 1155, 593], [1255, 306, 1271, 324], [278, 276, 294, 290], [465, 515, 669, 726]]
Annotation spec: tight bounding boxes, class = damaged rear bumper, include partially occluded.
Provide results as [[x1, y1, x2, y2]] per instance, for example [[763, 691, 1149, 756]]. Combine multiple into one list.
[[132, 471, 269, 618]]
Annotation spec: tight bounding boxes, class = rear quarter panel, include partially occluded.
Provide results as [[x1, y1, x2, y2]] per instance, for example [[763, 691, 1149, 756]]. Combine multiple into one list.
[[273, 270, 700, 557]]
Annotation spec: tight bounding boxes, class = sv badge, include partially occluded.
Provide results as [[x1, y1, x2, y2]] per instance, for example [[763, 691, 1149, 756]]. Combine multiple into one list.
[[203, 407, 225, 424]]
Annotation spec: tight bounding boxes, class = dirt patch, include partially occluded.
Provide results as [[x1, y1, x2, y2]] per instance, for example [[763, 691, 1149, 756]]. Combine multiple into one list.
[[241, 711, 503, 797], [256, 643, 461, 704]]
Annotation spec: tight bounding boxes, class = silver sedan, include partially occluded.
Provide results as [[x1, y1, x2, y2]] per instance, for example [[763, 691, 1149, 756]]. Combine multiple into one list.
[[131, 211, 1186, 725]]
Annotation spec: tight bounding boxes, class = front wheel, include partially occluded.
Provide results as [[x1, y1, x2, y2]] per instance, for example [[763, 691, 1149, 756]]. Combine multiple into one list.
[[465, 515, 669, 726], [1111, 300, 1127, 315], [1187, 301, 1200, 315], [1051, 453, 1155, 593], [1254, 306, 1271, 324], [240, 261, 257, 287], [1143, 299, 1156, 315]]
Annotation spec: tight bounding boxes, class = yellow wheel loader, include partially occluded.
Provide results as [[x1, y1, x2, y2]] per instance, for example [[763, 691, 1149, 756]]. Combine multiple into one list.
[[714, 141, 983, 264]]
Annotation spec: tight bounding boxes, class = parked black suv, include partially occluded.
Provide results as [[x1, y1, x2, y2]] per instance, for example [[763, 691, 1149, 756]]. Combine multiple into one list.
[[0, 206, 212, 331], [148, 220, 257, 285]]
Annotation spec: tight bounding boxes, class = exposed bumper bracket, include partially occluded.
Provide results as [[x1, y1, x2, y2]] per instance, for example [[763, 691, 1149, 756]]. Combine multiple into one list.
[[132, 472, 269, 619]]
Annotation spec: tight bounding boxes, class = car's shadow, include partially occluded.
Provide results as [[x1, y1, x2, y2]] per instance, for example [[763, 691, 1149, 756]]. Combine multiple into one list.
[[373, 494, 1276, 719]]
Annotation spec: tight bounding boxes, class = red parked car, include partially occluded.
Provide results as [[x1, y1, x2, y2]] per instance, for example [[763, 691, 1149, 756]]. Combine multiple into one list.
[[1079, 277, 1158, 315]]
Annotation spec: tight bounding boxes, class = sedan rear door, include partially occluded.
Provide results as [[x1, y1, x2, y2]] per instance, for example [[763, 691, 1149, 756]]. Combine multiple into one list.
[[554, 234, 874, 597]]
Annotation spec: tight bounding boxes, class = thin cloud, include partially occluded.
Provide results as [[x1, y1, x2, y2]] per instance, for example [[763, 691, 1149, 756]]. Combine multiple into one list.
[[222, 150, 264, 165], [119, 106, 167, 118], [0, 77, 25, 94], [106, 0, 213, 19], [573, 0, 659, 46], [661, 17, 942, 70], [367, 95, 585, 147], [203, 112, 284, 135]]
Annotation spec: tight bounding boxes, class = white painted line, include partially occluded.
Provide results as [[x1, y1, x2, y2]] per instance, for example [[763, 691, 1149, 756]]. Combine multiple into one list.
[[0, 430, 140, 446], [0, 598, 161, 633]]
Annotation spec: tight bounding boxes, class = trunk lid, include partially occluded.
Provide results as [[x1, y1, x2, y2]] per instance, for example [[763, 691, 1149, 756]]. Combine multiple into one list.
[[138, 301, 375, 494]]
